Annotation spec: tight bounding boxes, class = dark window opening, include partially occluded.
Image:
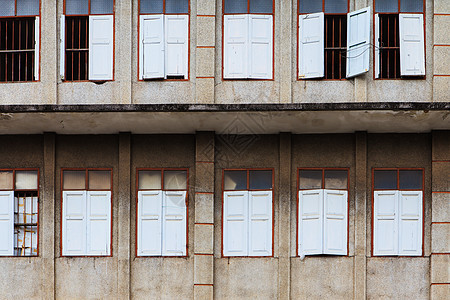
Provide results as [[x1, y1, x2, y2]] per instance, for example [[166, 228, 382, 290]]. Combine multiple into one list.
[[324, 15, 347, 79], [65, 16, 89, 81], [378, 14, 400, 79], [166, 75, 185, 80]]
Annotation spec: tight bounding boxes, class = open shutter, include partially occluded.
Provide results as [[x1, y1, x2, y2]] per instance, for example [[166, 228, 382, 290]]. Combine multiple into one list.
[[165, 15, 188, 79], [0, 191, 14, 256], [34, 17, 40, 81], [374, 14, 380, 78], [162, 191, 187, 256], [89, 15, 114, 80], [399, 14, 425, 76], [140, 15, 165, 79], [86, 191, 111, 255], [137, 191, 163, 256], [62, 191, 87, 256], [373, 191, 398, 256], [298, 13, 324, 79], [398, 191, 422, 256], [298, 190, 323, 256], [248, 15, 273, 79], [346, 7, 370, 78], [248, 191, 272, 256], [60, 15, 65, 80], [223, 15, 249, 79], [223, 191, 248, 256], [323, 190, 348, 255]]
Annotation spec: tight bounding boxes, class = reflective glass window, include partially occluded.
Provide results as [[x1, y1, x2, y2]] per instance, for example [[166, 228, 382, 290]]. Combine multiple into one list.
[[249, 0, 272, 14], [0, 0, 15, 16], [224, 170, 247, 190], [66, 0, 89, 14], [324, 0, 347, 13], [165, 0, 189, 13], [324, 170, 348, 189], [90, 0, 114, 14], [88, 170, 111, 190], [400, 0, 423, 13], [224, 0, 247, 14], [374, 170, 397, 189], [375, 0, 398, 12], [249, 170, 272, 189], [63, 170, 86, 190], [17, 0, 40, 16], [299, 0, 322, 14], [15, 170, 38, 190], [164, 170, 187, 190], [299, 170, 322, 189], [399, 170, 422, 189], [140, 0, 163, 13], [0, 171, 13, 189], [139, 170, 162, 190]]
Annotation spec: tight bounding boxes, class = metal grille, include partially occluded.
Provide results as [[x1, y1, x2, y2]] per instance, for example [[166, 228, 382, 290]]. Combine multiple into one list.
[[324, 15, 347, 80], [65, 16, 89, 81], [14, 191, 38, 256], [379, 14, 400, 79]]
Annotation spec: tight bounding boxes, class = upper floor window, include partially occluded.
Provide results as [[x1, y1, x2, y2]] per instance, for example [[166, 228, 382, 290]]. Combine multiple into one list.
[[60, 0, 114, 81], [0, 0, 40, 82], [223, 0, 274, 79], [374, 0, 425, 79], [138, 0, 189, 80]]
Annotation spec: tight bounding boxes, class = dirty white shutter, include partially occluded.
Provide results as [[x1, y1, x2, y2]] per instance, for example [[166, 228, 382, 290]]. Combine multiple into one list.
[[223, 15, 249, 79], [373, 191, 398, 256], [346, 7, 370, 78], [298, 13, 324, 79], [0, 191, 14, 256], [34, 17, 40, 81], [248, 191, 272, 256], [164, 15, 188, 79], [323, 190, 348, 255], [60, 15, 66, 80], [62, 191, 87, 256], [374, 14, 380, 78], [140, 15, 165, 79], [223, 191, 249, 256], [86, 191, 111, 255], [298, 190, 323, 256], [89, 15, 114, 80], [162, 191, 187, 256], [399, 14, 425, 76], [137, 191, 163, 256], [248, 15, 273, 79], [398, 191, 422, 256]]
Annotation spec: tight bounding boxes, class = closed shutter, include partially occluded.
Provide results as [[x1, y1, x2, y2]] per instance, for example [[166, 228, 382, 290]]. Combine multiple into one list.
[[374, 14, 380, 78], [398, 191, 422, 256], [399, 14, 425, 76], [298, 190, 323, 256], [62, 191, 87, 256], [373, 191, 398, 256], [164, 15, 189, 78], [298, 13, 324, 79], [89, 15, 114, 80], [140, 15, 165, 79], [323, 190, 348, 255], [248, 191, 272, 256], [60, 15, 65, 80], [346, 7, 370, 78], [34, 17, 40, 81], [223, 191, 248, 256], [223, 15, 249, 79], [137, 191, 163, 256], [0, 191, 14, 256], [86, 191, 111, 255], [162, 191, 187, 256], [248, 15, 273, 79]]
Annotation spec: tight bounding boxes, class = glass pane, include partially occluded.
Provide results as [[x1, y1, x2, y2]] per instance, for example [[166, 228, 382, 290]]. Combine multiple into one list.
[[15, 171, 38, 190], [139, 170, 162, 189], [374, 170, 397, 189], [399, 170, 423, 189], [88, 170, 111, 190], [17, 0, 40, 16], [325, 0, 347, 13], [0, 171, 13, 189], [375, 0, 398, 12], [165, 0, 189, 13], [325, 170, 348, 189], [65, 0, 89, 14], [224, 0, 247, 14], [400, 0, 423, 12], [299, 0, 322, 14], [224, 170, 247, 190], [250, 0, 272, 14], [299, 170, 322, 189], [91, 0, 114, 14], [164, 170, 187, 190], [63, 170, 86, 190], [0, 0, 15, 16], [249, 170, 272, 189], [140, 0, 163, 13]]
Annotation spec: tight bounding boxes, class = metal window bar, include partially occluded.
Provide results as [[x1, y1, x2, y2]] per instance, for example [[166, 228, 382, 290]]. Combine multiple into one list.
[[14, 191, 38, 256], [379, 14, 400, 79], [65, 16, 89, 81], [324, 15, 347, 79]]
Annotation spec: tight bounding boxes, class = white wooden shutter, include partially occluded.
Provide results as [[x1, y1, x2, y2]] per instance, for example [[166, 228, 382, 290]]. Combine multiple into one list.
[[89, 15, 114, 80], [60, 15, 65, 80], [398, 191, 422, 256], [223, 191, 248, 256], [298, 13, 324, 79], [34, 17, 40, 81], [0, 191, 14, 256], [248, 15, 273, 79], [323, 190, 348, 255], [346, 7, 370, 78], [248, 191, 272, 256], [223, 15, 249, 79], [373, 191, 398, 256], [62, 191, 87, 256], [140, 15, 165, 79], [86, 191, 111, 255], [298, 190, 323, 256], [399, 14, 425, 76], [164, 15, 189, 79], [162, 191, 187, 256], [374, 14, 380, 79], [137, 191, 163, 256]]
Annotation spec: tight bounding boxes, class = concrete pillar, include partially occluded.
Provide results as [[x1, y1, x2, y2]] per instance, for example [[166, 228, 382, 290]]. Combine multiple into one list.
[[115, 0, 133, 103], [41, 0, 57, 104], [194, 132, 215, 300], [432, 0, 450, 102], [279, 0, 292, 103]]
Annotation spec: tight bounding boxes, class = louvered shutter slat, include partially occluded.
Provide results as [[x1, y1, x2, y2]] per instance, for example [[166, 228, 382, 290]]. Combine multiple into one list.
[[86, 191, 111, 256], [89, 15, 114, 80], [323, 190, 348, 255], [0, 191, 14, 256], [298, 13, 324, 79], [62, 191, 87, 256], [248, 191, 272, 256], [373, 191, 399, 256], [164, 15, 188, 78], [398, 191, 422, 256], [399, 14, 425, 76], [224, 15, 249, 79], [137, 191, 163, 256], [162, 191, 187, 256], [346, 7, 370, 78], [223, 191, 249, 256], [298, 190, 323, 256], [248, 15, 273, 79]]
